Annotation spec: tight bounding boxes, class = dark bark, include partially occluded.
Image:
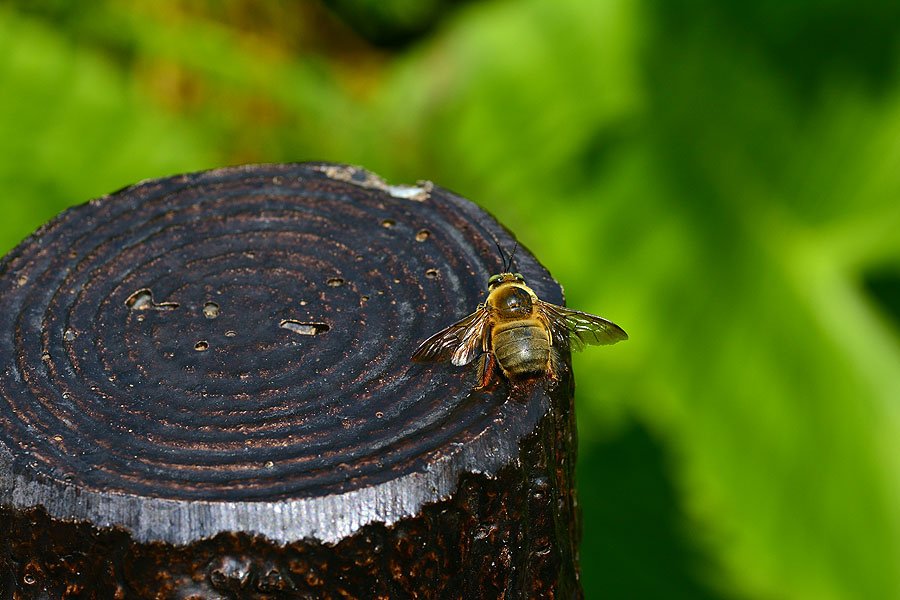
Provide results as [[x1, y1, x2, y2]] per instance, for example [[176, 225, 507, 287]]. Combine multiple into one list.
[[0, 163, 581, 598]]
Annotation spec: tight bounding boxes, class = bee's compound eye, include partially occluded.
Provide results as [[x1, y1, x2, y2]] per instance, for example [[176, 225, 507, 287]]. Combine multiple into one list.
[[514, 273, 524, 281], [488, 275, 500, 286]]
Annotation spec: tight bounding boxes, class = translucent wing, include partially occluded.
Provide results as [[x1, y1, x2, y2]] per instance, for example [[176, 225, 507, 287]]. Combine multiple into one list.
[[538, 300, 628, 351], [411, 307, 491, 366]]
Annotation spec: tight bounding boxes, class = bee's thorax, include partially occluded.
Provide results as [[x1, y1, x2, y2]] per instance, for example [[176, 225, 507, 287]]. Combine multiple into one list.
[[487, 284, 534, 318]]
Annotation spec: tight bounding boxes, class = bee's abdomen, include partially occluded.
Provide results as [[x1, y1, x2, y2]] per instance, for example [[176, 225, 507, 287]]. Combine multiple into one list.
[[492, 321, 550, 377]]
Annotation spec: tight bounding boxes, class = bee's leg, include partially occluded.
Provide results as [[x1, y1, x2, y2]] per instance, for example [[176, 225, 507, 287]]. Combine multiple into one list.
[[547, 348, 561, 381], [475, 353, 497, 390]]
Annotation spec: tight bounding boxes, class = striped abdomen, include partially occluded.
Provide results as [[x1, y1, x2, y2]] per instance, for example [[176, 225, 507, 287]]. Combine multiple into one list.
[[492, 320, 550, 378]]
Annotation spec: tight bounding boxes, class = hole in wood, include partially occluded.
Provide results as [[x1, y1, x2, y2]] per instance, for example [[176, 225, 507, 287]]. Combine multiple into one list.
[[22, 563, 38, 585], [326, 277, 344, 287], [203, 302, 220, 319], [194, 341, 209, 351], [125, 288, 179, 311], [415, 229, 431, 242], [425, 268, 439, 279], [280, 320, 330, 336], [381, 218, 396, 228]]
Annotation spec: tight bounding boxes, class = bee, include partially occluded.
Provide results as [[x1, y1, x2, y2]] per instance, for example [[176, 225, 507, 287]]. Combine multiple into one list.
[[412, 247, 627, 387]]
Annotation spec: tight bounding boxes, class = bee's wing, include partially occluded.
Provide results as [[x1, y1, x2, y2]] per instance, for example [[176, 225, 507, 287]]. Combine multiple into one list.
[[411, 307, 491, 366], [537, 300, 628, 352]]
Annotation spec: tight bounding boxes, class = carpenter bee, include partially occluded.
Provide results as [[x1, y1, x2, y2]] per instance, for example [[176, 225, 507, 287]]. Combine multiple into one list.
[[412, 245, 627, 387]]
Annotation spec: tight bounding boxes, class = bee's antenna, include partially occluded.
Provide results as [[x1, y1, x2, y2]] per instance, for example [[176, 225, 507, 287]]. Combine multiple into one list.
[[508, 242, 519, 271], [494, 240, 509, 272]]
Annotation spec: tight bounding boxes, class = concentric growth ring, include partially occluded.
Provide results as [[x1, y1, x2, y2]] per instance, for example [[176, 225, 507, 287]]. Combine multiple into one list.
[[0, 163, 563, 543]]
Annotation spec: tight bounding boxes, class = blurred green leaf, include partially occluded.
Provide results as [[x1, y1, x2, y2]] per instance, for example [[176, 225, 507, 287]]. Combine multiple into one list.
[[0, 7, 219, 252], [323, 0, 464, 47], [578, 420, 725, 599]]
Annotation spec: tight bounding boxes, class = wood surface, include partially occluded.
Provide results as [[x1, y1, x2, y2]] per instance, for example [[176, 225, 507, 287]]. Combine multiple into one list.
[[0, 163, 581, 598]]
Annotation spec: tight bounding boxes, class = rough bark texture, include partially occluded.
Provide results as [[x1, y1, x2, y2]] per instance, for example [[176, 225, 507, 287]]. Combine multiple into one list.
[[0, 163, 581, 598]]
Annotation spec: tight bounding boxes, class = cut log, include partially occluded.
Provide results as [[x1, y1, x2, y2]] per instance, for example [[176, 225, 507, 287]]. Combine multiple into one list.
[[0, 163, 581, 598]]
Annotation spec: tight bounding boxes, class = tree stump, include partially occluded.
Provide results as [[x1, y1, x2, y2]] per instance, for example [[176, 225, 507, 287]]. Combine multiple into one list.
[[0, 163, 581, 599]]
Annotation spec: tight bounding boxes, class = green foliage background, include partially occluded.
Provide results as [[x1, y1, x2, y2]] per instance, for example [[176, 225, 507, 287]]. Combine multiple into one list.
[[2, 1, 899, 597]]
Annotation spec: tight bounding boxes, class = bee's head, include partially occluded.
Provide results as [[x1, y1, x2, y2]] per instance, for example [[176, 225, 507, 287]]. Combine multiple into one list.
[[488, 272, 525, 290]]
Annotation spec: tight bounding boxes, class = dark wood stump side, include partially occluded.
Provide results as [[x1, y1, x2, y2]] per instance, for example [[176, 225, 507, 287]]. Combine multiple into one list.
[[0, 163, 581, 598]]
